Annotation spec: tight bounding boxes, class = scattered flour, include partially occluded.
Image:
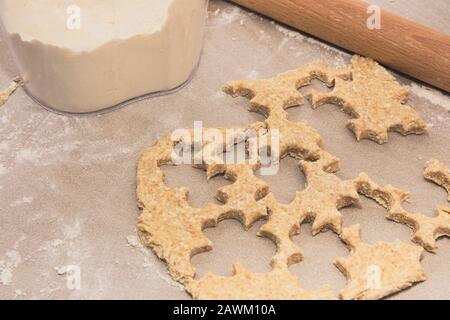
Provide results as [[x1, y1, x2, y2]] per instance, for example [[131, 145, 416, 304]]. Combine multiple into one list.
[[14, 141, 80, 165], [11, 134, 141, 167], [125, 232, 190, 292], [14, 289, 25, 298], [0, 269, 13, 285], [126, 235, 141, 248], [277, 38, 289, 51], [38, 239, 63, 252], [15, 149, 41, 164], [209, 6, 244, 25], [63, 220, 81, 240], [128, 234, 182, 288], [270, 20, 349, 66], [274, 23, 304, 39], [0, 250, 22, 285], [156, 270, 185, 291], [9, 196, 33, 207], [302, 36, 348, 58], [209, 91, 226, 102], [247, 70, 260, 79], [212, 8, 220, 17], [0, 115, 8, 124], [124, 231, 157, 269], [408, 83, 450, 112]]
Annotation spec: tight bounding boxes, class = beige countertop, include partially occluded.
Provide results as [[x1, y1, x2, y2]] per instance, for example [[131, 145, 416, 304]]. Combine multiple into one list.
[[0, 0, 449, 299]]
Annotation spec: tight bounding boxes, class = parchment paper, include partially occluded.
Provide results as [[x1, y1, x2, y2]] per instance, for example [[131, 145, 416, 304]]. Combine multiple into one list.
[[0, 0, 449, 299]]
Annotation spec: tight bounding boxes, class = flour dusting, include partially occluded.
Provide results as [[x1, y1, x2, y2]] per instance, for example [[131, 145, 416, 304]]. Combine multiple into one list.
[[270, 20, 349, 66], [246, 70, 260, 79], [9, 196, 34, 207], [156, 270, 185, 291], [0, 250, 22, 285], [14, 289, 25, 298], [408, 83, 450, 112], [274, 23, 304, 39], [63, 220, 81, 240], [126, 235, 141, 248], [209, 6, 245, 25], [38, 239, 63, 252]]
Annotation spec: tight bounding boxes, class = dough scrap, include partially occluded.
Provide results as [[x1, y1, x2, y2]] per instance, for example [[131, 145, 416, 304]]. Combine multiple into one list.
[[137, 125, 270, 284], [355, 173, 450, 252], [0, 78, 20, 107], [308, 56, 427, 144], [259, 160, 362, 268], [223, 60, 349, 119], [335, 224, 426, 300], [223, 62, 342, 172], [424, 159, 450, 201], [187, 264, 335, 300]]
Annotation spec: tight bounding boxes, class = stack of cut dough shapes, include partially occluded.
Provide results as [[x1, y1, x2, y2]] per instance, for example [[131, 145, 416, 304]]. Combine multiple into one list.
[[136, 56, 450, 300]]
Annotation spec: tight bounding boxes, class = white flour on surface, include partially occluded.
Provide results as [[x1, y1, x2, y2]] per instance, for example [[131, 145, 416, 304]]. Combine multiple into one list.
[[208, 6, 245, 25], [269, 20, 350, 66], [0, 252, 21, 285], [126, 235, 141, 248], [408, 83, 450, 112], [156, 270, 185, 291], [124, 233, 184, 291], [273, 23, 303, 39], [208, 1, 349, 68], [14, 289, 25, 297], [9, 196, 33, 207], [63, 220, 82, 240], [38, 239, 63, 252]]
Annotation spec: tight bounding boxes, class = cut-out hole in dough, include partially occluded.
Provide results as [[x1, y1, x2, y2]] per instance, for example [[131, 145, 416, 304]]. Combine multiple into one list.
[[341, 197, 412, 244], [298, 78, 334, 97], [192, 219, 275, 278], [290, 223, 347, 294], [162, 165, 230, 208], [257, 157, 306, 204]]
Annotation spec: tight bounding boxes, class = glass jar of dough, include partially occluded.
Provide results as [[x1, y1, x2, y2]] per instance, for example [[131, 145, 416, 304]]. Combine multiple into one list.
[[0, 0, 208, 114]]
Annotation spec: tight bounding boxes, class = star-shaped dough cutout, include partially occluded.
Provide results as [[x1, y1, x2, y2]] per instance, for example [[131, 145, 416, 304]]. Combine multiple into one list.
[[308, 56, 427, 144], [258, 161, 361, 268], [335, 224, 426, 300]]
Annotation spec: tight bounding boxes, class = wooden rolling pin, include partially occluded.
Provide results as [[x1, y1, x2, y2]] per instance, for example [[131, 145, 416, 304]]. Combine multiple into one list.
[[230, 0, 450, 93]]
